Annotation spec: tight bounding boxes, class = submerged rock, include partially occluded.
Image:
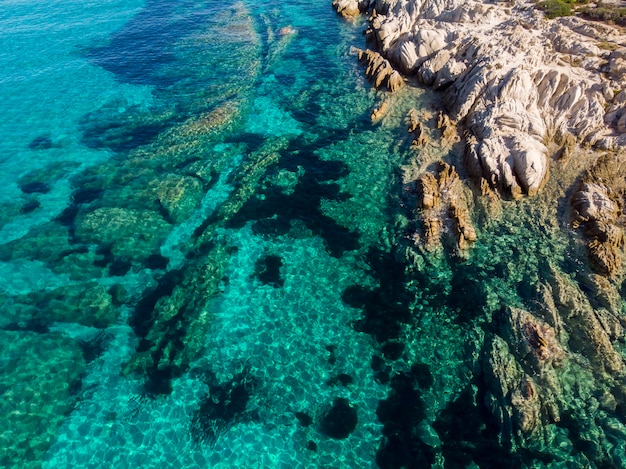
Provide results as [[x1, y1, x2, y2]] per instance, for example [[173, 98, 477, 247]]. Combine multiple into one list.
[[74, 207, 171, 262], [332, 0, 369, 18], [482, 306, 566, 449], [0, 331, 85, 467]]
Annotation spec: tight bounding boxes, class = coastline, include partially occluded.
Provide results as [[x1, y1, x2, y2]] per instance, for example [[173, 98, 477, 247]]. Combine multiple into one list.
[[334, 0, 626, 465]]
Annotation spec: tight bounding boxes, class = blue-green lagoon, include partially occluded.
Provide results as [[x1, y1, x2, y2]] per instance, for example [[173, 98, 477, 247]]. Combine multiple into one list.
[[2, 0, 626, 467]]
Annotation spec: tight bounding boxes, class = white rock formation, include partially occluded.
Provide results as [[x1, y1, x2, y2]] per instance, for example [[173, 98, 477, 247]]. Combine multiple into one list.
[[337, 0, 626, 197]]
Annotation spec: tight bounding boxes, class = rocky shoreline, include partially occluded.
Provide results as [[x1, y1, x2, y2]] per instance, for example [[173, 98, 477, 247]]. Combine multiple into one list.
[[334, 0, 626, 465]]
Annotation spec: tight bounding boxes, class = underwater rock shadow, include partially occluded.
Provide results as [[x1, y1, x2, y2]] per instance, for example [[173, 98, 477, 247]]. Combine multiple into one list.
[[86, 0, 202, 88], [190, 368, 260, 447], [227, 149, 360, 258], [342, 247, 413, 345]]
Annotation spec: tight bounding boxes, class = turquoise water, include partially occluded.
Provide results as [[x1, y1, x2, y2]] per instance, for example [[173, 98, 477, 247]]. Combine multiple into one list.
[[2, 0, 626, 467]]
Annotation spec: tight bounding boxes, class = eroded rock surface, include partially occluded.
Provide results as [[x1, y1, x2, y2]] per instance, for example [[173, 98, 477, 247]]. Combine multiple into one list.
[[572, 153, 626, 277], [336, 0, 626, 198], [414, 162, 476, 253]]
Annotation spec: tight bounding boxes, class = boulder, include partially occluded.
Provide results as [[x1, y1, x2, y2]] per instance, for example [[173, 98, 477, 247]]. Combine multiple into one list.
[[332, 0, 364, 18]]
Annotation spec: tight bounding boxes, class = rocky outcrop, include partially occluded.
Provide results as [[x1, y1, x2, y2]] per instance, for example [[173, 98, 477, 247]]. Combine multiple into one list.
[[571, 153, 626, 277], [354, 47, 404, 92], [546, 265, 624, 375], [407, 108, 428, 146], [483, 306, 565, 446], [332, 0, 369, 18], [371, 100, 389, 122], [337, 0, 626, 198], [415, 162, 476, 253]]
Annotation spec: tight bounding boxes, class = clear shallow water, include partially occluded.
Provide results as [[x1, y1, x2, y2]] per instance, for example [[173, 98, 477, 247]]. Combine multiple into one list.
[[1, 0, 626, 468]]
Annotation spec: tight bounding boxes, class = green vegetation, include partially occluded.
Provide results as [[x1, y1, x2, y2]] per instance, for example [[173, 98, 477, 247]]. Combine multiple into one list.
[[535, 0, 589, 19], [580, 3, 626, 27], [537, 0, 572, 18], [597, 40, 620, 51]]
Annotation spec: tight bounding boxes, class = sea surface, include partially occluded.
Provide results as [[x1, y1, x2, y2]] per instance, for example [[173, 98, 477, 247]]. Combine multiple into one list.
[[1, 0, 625, 468]]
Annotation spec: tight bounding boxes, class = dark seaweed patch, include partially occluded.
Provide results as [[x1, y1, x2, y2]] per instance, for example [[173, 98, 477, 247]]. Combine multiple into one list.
[[254, 254, 284, 287], [131, 269, 184, 338], [433, 386, 530, 468], [227, 152, 358, 258], [319, 398, 357, 440], [326, 344, 337, 365], [28, 135, 53, 150], [109, 257, 132, 276], [224, 132, 268, 155], [446, 263, 487, 324], [371, 355, 390, 384], [295, 411, 313, 427], [93, 245, 114, 268], [190, 369, 258, 446], [143, 254, 169, 270], [252, 217, 292, 237], [144, 368, 174, 396], [411, 363, 433, 390], [20, 200, 40, 214], [81, 113, 172, 153], [345, 248, 412, 343], [381, 341, 404, 360], [72, 187, 103, 205], [326, 373, 353, 387], [56, 204, 79, 226], [78, 331, 109, 364], [3, 318, 50, 334], [88, 0, 198, 88], [376, 371, 434, 468], [19, 181, 50, 194]]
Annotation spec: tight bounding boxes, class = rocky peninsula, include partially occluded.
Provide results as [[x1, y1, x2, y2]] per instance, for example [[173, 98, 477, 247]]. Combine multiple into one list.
[[334, 0, 626, 465]]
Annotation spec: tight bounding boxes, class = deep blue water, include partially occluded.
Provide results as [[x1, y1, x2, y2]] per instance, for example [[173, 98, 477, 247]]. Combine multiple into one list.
[[2, 0, 625, 467]]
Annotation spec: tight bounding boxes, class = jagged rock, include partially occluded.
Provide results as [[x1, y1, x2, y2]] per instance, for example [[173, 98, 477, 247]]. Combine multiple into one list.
[[437, 111, 457, 145], [407, 109, 429, 146], [355, 48, 404, 92], [571, 154, 626, 277], [482, 306, 567, 447], [415, 162, 476, 253], [482, 335, 542, 442], [412, 122, 428, 147], [449, 200, 476, 250], [333, 0, 369, 18], [407, 108, 420, 133], [371, 101, 389, 122], [341, 0, 626, 197], [572, 183, 619, 224], [423, 216, 443, 249], [547, 265, 624, 375], [500, 306, 566, 372], [418, 172, 440, 209]]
